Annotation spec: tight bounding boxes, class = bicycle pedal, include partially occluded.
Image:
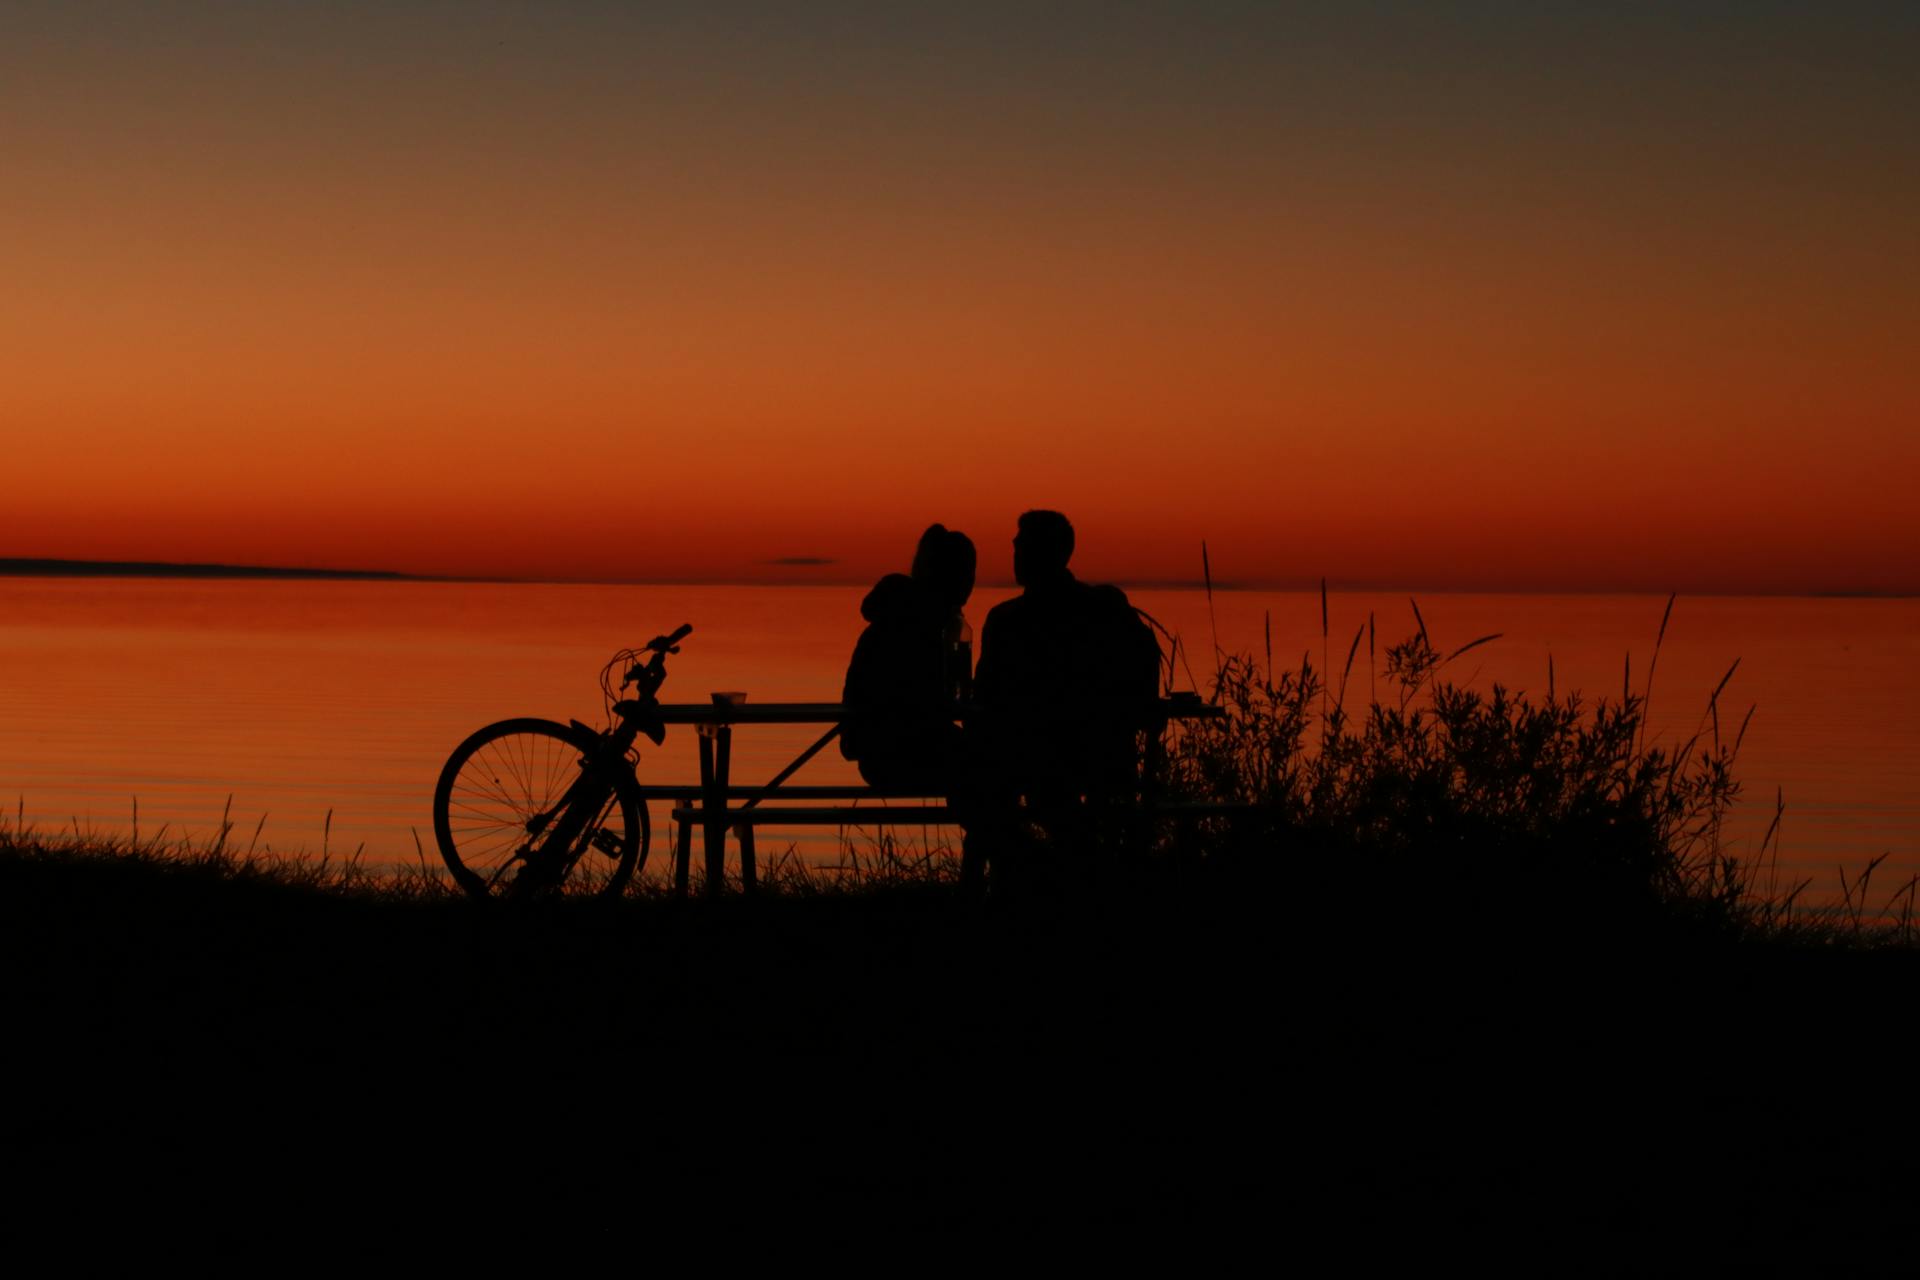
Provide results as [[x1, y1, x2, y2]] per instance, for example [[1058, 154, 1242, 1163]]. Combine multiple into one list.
[[590, 830, 624, 859]]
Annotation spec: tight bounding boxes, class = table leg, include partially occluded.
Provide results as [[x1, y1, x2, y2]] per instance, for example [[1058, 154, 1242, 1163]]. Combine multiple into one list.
[[674, 809, 692, 897], [697, 729, 716, 894], [701, 726, 732, 896], [738, 822, 757, 894]]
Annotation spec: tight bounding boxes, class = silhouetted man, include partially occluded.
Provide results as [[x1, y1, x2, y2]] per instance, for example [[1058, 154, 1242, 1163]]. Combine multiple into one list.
[[966, 510, 1159, 882]]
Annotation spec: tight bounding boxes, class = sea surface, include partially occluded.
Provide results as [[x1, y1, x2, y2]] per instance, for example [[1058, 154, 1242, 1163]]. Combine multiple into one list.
[[1, 578, 1915, 902]]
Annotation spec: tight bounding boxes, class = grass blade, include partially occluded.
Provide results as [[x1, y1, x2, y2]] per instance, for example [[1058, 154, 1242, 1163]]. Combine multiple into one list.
[[1368, 611, 1376, 706], [1443, 633, 1503, 665], [1335, 622, 1365, 715], [1640, 592, 1677, 749], [1201, 540, 1221, 665], [1320, 577, 1330, 729]]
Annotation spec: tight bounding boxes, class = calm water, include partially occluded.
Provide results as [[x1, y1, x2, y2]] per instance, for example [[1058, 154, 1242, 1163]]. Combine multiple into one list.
[[2, 578, 1915, 899]]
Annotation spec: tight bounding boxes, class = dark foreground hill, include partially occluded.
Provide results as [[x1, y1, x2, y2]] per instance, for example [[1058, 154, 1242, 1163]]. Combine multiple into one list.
[[3, 843, 1916, 1253]]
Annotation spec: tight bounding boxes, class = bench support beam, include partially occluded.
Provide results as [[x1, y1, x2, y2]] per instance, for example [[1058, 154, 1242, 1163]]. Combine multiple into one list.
[[697, 726, 732, 897]]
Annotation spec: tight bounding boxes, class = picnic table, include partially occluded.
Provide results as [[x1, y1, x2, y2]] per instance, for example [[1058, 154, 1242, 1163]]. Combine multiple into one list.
[[637, 696, 1221, 895]]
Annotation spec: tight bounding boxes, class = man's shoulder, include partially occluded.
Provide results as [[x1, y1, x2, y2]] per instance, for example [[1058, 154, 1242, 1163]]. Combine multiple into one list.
[[982, 595, 1032, 629]]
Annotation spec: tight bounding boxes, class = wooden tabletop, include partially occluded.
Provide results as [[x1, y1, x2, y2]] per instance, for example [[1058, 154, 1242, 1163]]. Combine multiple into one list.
[[652, 702, 851, 725]]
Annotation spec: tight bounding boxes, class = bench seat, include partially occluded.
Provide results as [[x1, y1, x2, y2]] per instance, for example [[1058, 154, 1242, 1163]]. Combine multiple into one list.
[[668, 804, 952, 826], [637, 785, 942, 801], [666, 798, 1263, 823]]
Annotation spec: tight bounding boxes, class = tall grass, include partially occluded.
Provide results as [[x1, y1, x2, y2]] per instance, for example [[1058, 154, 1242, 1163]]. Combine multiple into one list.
[[0, 790, 962, 902], [0, 796, 452, 901], [1151, 598, 1862, 940]]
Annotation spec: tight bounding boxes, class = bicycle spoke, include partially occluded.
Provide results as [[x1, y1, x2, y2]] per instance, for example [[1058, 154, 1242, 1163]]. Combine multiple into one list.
[[453, 772, 521, 811], [484, 739, 531, 811], [497, 736, 538, 811], [449, 824, 523, 849], [447, 797, 522, 824], [460, 822, 526, 861], [466, 748, 516, 817]]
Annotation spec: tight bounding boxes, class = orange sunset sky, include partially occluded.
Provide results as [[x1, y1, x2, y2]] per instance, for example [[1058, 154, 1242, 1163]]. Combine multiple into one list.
[[2, 2, 1915, 592]]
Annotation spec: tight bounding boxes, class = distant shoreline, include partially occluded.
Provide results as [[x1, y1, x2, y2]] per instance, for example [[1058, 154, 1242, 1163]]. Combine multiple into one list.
[[0, 559, 1910, 597], [0, 558, 415, 581]]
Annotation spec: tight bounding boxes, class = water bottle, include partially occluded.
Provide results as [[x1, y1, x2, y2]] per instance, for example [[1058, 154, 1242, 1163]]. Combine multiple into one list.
[[950, 614, 974, 704]]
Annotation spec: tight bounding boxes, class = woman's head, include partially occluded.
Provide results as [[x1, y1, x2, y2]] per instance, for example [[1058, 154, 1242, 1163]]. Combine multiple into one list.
[[911, 524, 976, 610]]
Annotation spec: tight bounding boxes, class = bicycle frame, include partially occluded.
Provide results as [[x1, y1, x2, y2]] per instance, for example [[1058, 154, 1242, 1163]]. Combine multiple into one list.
[[504, 627, 686, 896]]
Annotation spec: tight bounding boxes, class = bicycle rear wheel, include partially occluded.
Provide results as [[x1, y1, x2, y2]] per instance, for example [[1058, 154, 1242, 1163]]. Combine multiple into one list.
[[432, 718, 648, 899]]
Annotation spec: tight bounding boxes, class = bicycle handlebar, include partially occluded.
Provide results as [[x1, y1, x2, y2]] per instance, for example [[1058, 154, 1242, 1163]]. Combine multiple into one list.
[[622, 624, 694, 691], [647, 623, 693, 653]]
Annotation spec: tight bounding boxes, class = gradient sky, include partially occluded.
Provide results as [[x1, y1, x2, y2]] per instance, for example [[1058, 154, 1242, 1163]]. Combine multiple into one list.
[[2, 1, 1915, 591]]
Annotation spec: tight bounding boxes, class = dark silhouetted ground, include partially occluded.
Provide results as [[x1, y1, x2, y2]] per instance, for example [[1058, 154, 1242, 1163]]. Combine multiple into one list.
[[2, 844, 1915, 1254]]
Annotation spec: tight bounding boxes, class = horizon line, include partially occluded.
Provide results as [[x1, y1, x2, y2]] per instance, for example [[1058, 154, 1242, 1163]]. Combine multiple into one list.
[[2, 558, 1913, 599]]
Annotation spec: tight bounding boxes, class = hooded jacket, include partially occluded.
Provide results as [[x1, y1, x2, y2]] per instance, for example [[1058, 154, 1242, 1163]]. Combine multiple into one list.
[[840, 574, 954, 764]]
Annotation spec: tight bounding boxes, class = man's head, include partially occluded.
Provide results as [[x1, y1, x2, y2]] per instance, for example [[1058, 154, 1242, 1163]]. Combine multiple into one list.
[[1013, 510, 1074, 588]]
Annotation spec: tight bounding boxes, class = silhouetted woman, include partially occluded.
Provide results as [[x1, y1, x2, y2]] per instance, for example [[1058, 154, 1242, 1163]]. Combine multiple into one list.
[[840, 524, 976, 792]]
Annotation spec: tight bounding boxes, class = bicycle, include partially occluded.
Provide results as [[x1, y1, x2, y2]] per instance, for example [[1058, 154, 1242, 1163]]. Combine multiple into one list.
[[431, 624, 692, 900]]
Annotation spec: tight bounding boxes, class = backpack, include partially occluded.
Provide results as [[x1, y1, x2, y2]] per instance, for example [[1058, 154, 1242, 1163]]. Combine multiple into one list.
[[1085, 586, 1163, 722]]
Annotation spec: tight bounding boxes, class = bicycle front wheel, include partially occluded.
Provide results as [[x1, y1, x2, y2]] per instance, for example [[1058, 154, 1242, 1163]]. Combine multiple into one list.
[[432, 718, 648, 900]]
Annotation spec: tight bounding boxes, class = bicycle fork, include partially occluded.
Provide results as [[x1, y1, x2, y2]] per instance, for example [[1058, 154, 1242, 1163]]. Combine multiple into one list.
[[503, 737, 630, 898]]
